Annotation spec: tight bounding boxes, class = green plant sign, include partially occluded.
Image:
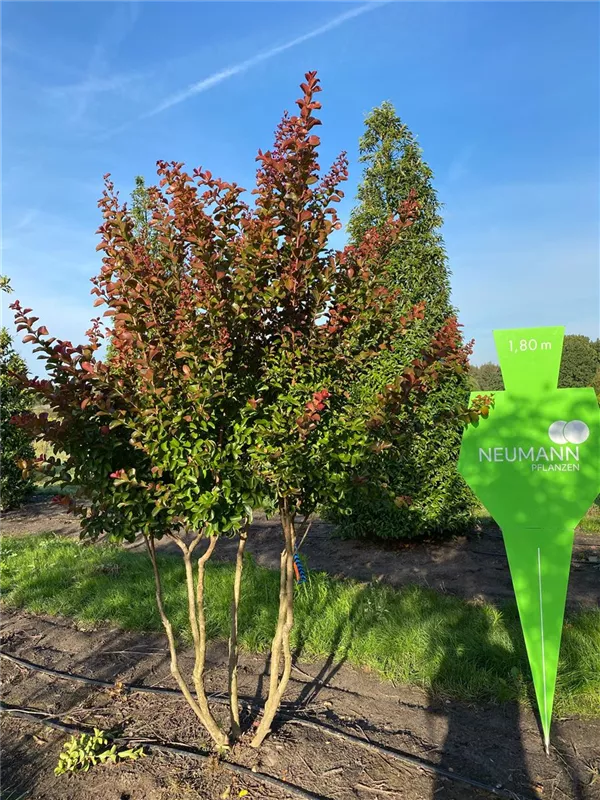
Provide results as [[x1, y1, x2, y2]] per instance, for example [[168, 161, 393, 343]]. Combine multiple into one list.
[[458, 326, 599, 751]]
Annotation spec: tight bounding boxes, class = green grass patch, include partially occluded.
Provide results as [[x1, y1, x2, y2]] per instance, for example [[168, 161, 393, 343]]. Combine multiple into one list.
[[2, 534, 599, 717]]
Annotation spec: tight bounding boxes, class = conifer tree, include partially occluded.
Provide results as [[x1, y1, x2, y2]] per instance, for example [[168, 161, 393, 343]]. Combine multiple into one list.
[[334, 102, 474, 539]]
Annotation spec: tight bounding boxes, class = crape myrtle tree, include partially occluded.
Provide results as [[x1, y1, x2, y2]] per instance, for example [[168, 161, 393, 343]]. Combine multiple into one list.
[[104, 176, 159, 367], [242, 80, 475, 744], [11, 73, 485, 750]]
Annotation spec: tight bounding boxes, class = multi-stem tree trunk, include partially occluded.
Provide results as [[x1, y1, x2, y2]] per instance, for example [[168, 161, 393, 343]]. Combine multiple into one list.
[[146, 534, 228, 748], [250, 501, 296, 748], [228, 526, 247, 738]]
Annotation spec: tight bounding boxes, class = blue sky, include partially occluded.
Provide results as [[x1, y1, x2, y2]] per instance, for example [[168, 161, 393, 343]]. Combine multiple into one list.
[[2, 0, 598, 371]]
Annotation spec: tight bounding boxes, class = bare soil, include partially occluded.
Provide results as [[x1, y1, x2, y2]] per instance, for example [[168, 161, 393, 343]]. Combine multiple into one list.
[[2, 608, 600, 800], [3, 495, 600, 608]]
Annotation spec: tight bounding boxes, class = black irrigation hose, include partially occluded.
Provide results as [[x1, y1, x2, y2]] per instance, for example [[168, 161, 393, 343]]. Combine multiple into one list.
[[0, 649, 530, 800], [0, 649, 183, 697], [0, 648, 358, 702], [0, 701, 327, 800]]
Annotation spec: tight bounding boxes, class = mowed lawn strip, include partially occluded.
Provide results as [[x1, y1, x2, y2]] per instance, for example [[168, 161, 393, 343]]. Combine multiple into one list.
[[1, 534, 599, 717]]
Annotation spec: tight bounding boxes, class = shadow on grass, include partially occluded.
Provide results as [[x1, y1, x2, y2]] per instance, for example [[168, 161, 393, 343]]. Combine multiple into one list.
[[425, 577, 597, 798], [2, 535, 599, 717], [426, 600, 533, 797], [291, 575, 371, 708]]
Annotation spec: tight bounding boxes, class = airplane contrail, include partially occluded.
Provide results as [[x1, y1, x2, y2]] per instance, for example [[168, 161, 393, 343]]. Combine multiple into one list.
[[147, 2, 389, 117]]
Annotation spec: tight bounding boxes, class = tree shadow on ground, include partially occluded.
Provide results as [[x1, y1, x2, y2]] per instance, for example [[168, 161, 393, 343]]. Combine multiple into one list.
[[291, 579, 370, 710], [502, 611, 593, 800], [428, 599, 594, 799], [1, 718, 58, 800], [426, 600, 534, 799], [0, 618, 168, 800]]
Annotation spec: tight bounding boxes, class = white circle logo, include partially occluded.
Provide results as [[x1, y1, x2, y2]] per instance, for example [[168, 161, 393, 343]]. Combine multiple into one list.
[[563, 420, 590, 444], [548, 421, 568, 444], [548, 420, 589, 445]]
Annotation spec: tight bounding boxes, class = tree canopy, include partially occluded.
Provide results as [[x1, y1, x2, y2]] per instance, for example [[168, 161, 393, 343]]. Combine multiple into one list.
[[10, 73, 487, 749], [331, 101, 474, 540], [558, 334, 599, 389]]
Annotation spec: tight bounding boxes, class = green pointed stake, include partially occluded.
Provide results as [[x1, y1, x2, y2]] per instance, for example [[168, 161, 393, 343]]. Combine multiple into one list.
[[458, 327, 599, 753]]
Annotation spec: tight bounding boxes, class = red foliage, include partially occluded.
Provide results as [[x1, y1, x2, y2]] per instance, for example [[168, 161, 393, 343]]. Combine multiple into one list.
[[296, 388, 331, 435], [10, 69, 478, 529]]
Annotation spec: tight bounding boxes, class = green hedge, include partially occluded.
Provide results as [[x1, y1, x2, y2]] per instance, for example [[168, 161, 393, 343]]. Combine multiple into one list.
[[0, 329, 34, 511]]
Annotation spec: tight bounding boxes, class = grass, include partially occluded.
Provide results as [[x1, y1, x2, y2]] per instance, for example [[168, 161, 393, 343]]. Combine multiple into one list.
[[2, 534, 599, 718]]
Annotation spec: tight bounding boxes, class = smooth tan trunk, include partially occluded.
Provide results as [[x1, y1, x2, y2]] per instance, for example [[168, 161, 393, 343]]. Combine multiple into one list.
[[228, 527, 247, 738], [250, 505, 295, 748], [147, 535, 227, 748]]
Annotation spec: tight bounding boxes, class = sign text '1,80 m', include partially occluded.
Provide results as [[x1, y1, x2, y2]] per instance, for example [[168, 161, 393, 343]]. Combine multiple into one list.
[[508, 339, 552, 353]]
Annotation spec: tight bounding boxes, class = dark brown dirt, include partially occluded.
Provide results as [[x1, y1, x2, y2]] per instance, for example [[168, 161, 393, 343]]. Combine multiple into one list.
[[2, 608, 600, 800], [3, 495, 600, 608]]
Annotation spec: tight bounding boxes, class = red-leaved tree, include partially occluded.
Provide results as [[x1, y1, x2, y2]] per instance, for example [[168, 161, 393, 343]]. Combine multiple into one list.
[[11, 72, 487, 750]]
